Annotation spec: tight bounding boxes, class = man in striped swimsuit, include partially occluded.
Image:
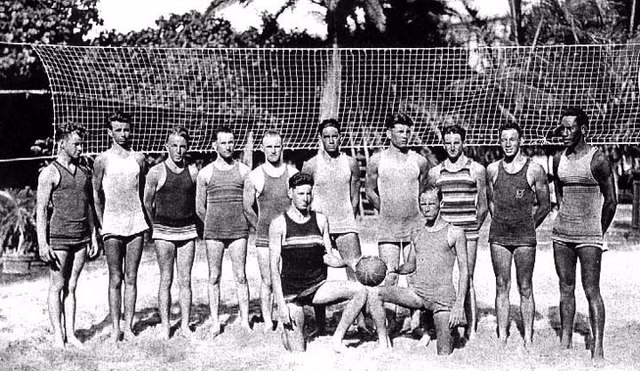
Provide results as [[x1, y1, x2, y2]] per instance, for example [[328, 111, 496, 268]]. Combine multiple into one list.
[[36, 123, 99, 348], [486, 122, 550, 347], [244, 130, 298, 331], [93, 111, 150, 341], [365, 113, 430, 332], [269, 173, 368, 352], [302, 119, 364, 331], [552, 107, 617, 361], [144, 127, 198, 339], [196, 126, 251, 335], [428, 124, 488, 340]]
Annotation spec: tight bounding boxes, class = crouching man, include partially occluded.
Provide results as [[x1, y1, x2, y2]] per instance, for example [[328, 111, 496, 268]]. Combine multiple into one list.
[[269, 172, 368, 352]]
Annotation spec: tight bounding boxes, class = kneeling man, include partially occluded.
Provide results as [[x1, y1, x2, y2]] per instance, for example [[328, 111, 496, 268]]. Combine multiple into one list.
[[371, 185, 468, 355], [270, 173, 368, 352]]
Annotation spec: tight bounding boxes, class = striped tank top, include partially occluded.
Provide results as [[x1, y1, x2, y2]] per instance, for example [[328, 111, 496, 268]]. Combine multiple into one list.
[[204, 162, 248, 240], [280, 211, 327, 297], [436, 158, 479, 241], [552, 147, 603, 244], [101, 151, 149, 237], [310, 153, 357, 234], [49, 161, 91, 246]]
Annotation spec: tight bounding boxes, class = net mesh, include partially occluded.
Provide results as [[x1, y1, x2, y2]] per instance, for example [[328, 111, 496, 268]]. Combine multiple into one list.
[[31, 44, 640, 154]]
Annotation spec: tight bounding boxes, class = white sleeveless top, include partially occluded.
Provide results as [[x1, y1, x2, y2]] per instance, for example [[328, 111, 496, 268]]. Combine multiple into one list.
[[101, 151, 149, 237]]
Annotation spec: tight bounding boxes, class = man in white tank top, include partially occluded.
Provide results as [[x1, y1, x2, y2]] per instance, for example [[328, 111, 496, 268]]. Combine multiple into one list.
[[551, 107, 617, 362], [302, 119, 364, 331], [93, 110, 150, 342], [365, 113, 430, 332]]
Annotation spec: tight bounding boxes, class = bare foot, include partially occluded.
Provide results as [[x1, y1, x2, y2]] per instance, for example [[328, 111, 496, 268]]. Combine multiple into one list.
[[263, 320, 274, 333], [209, 322, 221, 339], [66, 335, 86, 349], [159, 326, 170, 341], [111, 329, 122, 343], [53, 335, 66, 349], [415, 334, 431, 348], [592, 355, 607, 368], [123, 329, 136, 341], [331, 339, 350, 354]]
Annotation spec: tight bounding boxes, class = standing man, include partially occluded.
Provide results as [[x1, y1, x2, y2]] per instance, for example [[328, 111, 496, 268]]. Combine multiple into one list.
[[196, 126, 251, 335], [144, 127, 198, 339], [486, 122, 550, 347], [270, 173, 368, 352], [365, 113, 430, 330], [428, 124, 488, 340], [37, 123, 99, 348], [369, 186, 468, 355], [93, 111, 150, 341], [244, 130, 298, 331], [552, 107, 617, 361]]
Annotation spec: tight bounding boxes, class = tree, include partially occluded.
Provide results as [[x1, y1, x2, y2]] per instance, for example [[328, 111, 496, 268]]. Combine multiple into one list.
[[0, 0, 102, 88]]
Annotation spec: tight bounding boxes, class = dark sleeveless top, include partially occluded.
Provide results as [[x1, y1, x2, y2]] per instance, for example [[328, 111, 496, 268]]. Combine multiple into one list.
[[255, 167, 290, 247], [204, 162, 248, 240], [489, 159, 536, 247], [155, 163, 196, 228], [49, 161, 91, 246], [412, 224, 456, 308], [281, 211, 327, 297]]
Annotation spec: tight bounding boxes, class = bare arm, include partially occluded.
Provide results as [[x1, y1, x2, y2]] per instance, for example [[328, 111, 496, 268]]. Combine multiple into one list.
[[243, 174, 259, 230], [195, 166, 209, 224], [143, 164, 161, 227], [269, 216, 290, 326], [395, 240, 416, 275], [449, 226, 468, 327], [365, 154, 381, 212], [485, 163, 498, 217], [91, 154, 106, 229], [85, 167, 100, 258], [36, 165, 58, 264], [348, 156, 361, 216], [552, 152, 563, 206], [530, 163, 551, 228], [592, 149, 618, 234], [135, 153, 151, 227], [427, 165, 440, 187], [416, 155, 430, 194], [318, 213, 346, 268], [474, 163, 489, 228]]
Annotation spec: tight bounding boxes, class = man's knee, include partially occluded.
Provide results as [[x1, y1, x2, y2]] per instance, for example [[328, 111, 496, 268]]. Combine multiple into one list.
[[518, 280, 533, 299], [234, 270, 248, 285], [109, 271, 123, 289], [495, 274, 511, 293], [559, 281, 576, 298], [583, 284, 602, 302], [208, 269, 221, 285]]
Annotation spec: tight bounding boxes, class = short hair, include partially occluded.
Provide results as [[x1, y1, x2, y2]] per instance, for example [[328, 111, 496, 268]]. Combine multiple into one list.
[[318, 119, 341, 134], [384, 113, 414, 130], [214, 126, 234, 141], [441, 124, 466, 142], [55, 122, 87, 142], [421, 184, 442, 202], [559, 107, 589, 128], [288, 172, 314, 189], [498, 122, 523, 139], [167, 126, 190, 143], [105, 110, 132, 130], [262, 129, 282, 142]]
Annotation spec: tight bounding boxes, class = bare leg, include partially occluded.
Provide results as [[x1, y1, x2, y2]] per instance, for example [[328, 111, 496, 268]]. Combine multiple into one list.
[[553, 241, 577, 349], [48, 249, 70, 348], [175, 239, 195, 335], [123, 234, 144, 339], [434, 311, 454, 355], [465, 239, 478, 340], [105, 237, 125, 342], [63, 246, 87, 347], [366, 288, 390, 349], [375, 285, 424, 347], [312, 281, 368, 351], [228, 238, 251, 330], [490, 243, 513, 345], [335, 233, 364, 330], [378, 242, 401, 331], [577, 247, 605, 360], [256, 247, 273, 331], [514, 246, 536, 348], [281, 303, 306, 352], [155, 239, 176, 340], [205, 239, 225, 336]]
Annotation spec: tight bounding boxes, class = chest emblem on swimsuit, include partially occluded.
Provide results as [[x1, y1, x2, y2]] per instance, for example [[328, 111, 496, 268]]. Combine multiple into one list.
[[516, 189, 525, 199]]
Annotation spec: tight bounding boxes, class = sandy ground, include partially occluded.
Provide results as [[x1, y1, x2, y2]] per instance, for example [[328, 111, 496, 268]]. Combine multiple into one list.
[[1, 205, 640, 370]]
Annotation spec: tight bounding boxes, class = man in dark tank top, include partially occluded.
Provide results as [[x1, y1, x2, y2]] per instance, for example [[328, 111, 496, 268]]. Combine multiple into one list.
[[368, 185, 469, 355], [269, 173, 374, 352], [36, 122, 99, 348], [551, 107, 617, 362], [144, 127, 199, 340], [486, 122, 550, 348]]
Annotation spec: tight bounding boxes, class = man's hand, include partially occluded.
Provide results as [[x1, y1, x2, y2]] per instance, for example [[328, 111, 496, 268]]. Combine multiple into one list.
[[323, 253, 344, 268], [88, 233, 101, 259], [39, 243, 58, 268], [449, 303, 465, 328], [279, 305, 294, 329]]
